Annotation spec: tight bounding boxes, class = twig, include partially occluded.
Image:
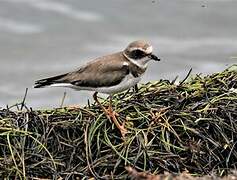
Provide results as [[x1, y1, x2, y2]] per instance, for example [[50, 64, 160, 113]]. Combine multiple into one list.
[[171, 75, 179, 85], [179, 68, 192, 85], [20, 88, 28, 110], [60, 91, 67, 108], [84, 123, 100, 179]]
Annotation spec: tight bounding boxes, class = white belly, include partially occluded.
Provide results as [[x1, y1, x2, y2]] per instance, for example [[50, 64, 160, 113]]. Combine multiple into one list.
[[51, 73, 141, 94], [94, 74, 141, 94]]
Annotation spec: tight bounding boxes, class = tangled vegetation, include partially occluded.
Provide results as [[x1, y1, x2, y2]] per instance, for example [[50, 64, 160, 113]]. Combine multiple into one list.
[[0, 65, 236, 179]]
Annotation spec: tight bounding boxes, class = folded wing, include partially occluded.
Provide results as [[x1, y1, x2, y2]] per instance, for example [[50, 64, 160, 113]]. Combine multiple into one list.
[[34, 53, 130, 88]]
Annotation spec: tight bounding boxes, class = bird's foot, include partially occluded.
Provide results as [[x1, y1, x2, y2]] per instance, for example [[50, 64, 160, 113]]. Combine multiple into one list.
[[106, 105, 119, 117], [93, 92, 127, 138], [106, 109, 127, 138]]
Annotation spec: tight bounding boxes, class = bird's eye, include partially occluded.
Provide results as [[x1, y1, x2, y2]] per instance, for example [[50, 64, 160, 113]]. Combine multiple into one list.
[[129, 50, 146, 59]]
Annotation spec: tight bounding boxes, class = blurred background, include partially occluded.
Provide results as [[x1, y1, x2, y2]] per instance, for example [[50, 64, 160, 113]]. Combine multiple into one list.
[[0, 0, 236, 108]]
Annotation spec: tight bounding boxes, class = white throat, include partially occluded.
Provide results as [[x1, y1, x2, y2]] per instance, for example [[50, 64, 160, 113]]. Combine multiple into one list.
[[123, 52, 149, 69]]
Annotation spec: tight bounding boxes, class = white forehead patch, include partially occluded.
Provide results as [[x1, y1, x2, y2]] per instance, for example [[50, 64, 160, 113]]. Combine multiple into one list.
[[128, 47, 142, 51], [145, 46, 153, 54], [128, 46, 153, 53]]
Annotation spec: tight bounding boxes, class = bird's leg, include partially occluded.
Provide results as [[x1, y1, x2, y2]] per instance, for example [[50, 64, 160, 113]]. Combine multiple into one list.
[[93, 92, 127, 138], [93, 92, 110, 118], [108, 95, 127, 138], [108, 95, 119, 116]]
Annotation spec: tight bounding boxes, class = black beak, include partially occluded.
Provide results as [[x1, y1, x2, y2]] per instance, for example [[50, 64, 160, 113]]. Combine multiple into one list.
[[148, 54, 160, 61]]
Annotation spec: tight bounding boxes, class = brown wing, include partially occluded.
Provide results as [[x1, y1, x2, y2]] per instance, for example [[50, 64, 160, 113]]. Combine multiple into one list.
[[61, 53, 130, 87], [34, 52, 130, 88]]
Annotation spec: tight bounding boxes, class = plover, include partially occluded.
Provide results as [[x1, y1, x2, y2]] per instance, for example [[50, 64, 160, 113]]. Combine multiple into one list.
[[34, 40, 160, 137]]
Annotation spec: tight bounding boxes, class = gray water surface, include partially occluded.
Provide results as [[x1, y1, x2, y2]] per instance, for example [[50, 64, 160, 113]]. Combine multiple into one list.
[[0, 0, 236, 108]]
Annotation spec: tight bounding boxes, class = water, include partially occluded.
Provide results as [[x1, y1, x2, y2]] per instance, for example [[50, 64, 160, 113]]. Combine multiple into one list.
[[0, 0, 236, 108]]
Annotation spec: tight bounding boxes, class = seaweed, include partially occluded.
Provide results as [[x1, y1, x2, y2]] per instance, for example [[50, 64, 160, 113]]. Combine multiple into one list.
[[0, 65, 236, 179]]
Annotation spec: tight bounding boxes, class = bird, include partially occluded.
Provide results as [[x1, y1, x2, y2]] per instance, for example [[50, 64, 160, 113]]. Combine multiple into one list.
[[34, 40, 160, 137]]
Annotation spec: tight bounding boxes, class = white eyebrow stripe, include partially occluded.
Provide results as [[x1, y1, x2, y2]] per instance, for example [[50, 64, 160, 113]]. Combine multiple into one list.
[[129, 47, 145, 51], [128, 46, 153, 54]]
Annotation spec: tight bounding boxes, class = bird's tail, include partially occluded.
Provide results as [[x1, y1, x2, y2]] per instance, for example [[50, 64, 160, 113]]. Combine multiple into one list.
[[34, 73, 68, 88]]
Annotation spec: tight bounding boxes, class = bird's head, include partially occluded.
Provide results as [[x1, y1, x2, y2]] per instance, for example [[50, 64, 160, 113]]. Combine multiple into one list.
[[123, 40, 160, 68]]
